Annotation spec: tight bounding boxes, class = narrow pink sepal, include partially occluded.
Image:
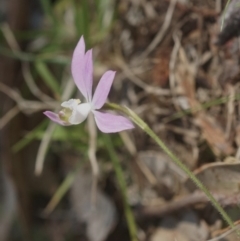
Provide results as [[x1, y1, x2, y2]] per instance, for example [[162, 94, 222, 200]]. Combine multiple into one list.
[[71, 36, 88, 100], [92, 71, 116, 109], [93, 110, 134, 133], [84, 49, 93, 101], [43, 111, 69, 126]]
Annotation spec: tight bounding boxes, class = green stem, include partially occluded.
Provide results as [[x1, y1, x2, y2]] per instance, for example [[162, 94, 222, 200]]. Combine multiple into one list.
[[105, 102, 236, 232], [103, 135, 138, 241]]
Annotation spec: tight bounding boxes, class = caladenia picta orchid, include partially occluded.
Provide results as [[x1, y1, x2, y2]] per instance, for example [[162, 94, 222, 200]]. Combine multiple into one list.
[[44, 36, 134, 133], [44, 36, 237, 235]]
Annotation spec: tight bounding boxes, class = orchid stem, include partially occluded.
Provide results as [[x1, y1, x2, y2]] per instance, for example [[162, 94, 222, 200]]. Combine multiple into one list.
[[105, 102, 236, 232], [103, 134, 138, 241]]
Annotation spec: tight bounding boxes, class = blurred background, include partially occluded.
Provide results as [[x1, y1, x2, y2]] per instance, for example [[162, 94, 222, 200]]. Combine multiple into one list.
[[1, 0, 240, 240]]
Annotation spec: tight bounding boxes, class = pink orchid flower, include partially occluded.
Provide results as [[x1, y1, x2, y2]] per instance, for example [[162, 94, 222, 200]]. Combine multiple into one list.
[[44, 36, 134, 133]]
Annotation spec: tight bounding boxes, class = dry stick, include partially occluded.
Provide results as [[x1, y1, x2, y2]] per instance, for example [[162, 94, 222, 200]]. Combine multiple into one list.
[[138, 192, 240, 219], [87, 113, 99, 206], [139, 0, 177, 59], [105, 102, 238, 234], [0, 82, 22, 103], [0, 106, 20, 130], [0, 82, 57, 113], [115, 57, 171, 96]]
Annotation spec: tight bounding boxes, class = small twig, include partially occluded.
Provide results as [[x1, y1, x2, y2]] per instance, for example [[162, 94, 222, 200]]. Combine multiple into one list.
[[0, 82, 57, 113], [140, 0, 177, 59], [0, 106, 20, 130], [137, 191, 240, 219], [0, 82, 22, 102], [115, 56, 171, 96]]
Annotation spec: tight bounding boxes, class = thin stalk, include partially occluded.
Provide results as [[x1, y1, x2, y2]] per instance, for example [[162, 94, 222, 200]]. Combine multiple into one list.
[[103, 135, 138, 241], [105, 102, 237, 232]]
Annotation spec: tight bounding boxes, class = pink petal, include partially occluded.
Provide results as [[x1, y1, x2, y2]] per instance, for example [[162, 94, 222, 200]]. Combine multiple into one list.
[[83, 49, 93, 101], [43, 111, 69, 126], [93, 110, 134, 133], [92, 71, 116, 109], [71, 36, 88, 100]]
